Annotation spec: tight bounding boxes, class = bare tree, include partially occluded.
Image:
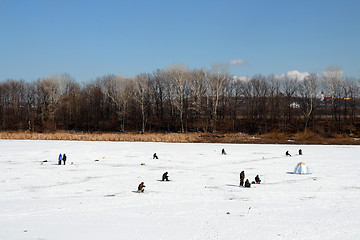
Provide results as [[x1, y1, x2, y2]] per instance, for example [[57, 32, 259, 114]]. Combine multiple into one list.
[[134, 73, 150, 133], [281, 75, 299, 131], [342, 77, 359, 128], [299, 73, 319, 129], [208, 64, 229, 132], [0, 80, 28, 130], [36, 76, 62, 130], [99, 74, 133, 131], [187, 69, 208, 131], [322, 65, 344, 127], [164, 65, 189, 133], [267, 75, 281, 123]]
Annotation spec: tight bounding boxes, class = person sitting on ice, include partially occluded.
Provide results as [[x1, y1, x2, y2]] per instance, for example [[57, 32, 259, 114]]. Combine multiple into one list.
[[221, 148, 226, 155], [255, 175, 261, 184], [58, 153, 62, 165], [153, 153, 158, 159], [299, 149, 302, 155], [286, 151, 291, 157], [244, 179, 251, 188], [162, 172, 169, 181], [137, 182, 146, 193]]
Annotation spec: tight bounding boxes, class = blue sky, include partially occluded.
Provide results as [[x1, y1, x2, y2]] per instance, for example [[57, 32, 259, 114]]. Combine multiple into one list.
[[1, 0, 359, 82]]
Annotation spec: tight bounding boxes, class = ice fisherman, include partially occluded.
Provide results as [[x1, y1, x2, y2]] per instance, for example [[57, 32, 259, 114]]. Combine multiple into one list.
[[299, 149, 302, 155], [245, 179, 251, 188], [63, 154, 67, 165], [153, 153, 158, 159], [255, 175, 261, 184], [221, 148, 226, 155], [240, 171, 245, 187], [162, 172, 169, 181], [58, 154, 62, 165], [286, 151, 291, 157], [138, 182, 146, 193]]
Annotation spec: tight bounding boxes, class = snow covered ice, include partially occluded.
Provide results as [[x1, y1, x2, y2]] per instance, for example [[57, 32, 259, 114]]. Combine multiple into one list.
[[0, 140, 360, 239]]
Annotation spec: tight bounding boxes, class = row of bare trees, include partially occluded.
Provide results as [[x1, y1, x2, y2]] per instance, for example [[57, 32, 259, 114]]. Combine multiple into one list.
[[0, 67, 359, 134]]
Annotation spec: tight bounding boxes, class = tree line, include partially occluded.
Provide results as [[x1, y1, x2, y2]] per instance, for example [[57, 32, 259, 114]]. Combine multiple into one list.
[[1, 66, 359, 135]]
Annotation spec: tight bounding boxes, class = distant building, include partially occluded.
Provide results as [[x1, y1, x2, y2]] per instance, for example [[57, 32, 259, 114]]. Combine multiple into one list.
[[290, 102, 300, 108]]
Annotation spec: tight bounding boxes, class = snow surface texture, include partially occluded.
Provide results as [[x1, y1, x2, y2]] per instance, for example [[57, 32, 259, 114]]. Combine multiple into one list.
[[0, 140, 359, 240]]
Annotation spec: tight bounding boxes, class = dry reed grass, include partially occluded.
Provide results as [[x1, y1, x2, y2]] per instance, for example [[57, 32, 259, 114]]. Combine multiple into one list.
[[0, 130, 359, 145], [0, 131, 202, 143], [261, 131, 289, 141]]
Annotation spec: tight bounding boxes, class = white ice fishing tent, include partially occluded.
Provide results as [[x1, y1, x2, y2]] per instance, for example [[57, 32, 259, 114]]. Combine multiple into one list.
[[293, 162, 311, 174]]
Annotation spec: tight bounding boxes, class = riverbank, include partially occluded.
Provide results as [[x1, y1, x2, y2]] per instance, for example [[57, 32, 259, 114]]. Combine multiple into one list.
[[1, 131, 359, 145]]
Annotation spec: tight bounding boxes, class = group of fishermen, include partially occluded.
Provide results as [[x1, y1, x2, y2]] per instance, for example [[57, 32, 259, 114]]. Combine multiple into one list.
[[57, 148, 297, 192], [286, 149, 302, 157], [58, 147, 305, 192], [57, 147, 304, 192], [139, 150, 264, 193], [139, 170, 260, 192], [58, 153, 67, 165], [137, 170, 169, 193], [223, 148, 262, 188], [240, 170, 261, 188]]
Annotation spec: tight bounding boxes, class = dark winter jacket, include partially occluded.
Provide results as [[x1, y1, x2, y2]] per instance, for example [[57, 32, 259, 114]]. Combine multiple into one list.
[[162, 172, 169, 181], [255, 175, 261, 183], [240, 171, 245, 180], [138, 182, 145, 191], [245, 179, 251, 188], [63, 154, 67, 161]]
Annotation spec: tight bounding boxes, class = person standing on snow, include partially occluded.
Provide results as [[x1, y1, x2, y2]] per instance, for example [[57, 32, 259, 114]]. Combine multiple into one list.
[[58, 154, 62, 165], [221, 149, 226, 155], [63, 154, 67, 165], [240, 171, 245, 187]]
